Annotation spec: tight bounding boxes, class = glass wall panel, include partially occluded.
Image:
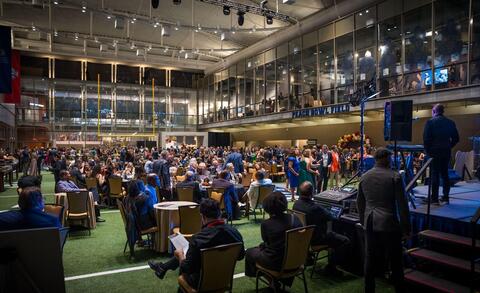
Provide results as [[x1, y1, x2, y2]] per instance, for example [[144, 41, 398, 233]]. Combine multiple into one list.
[[214, 72, 221, 121], [289, 38, 302, 109], [228, 66, 237, 118], [356, 6, 376, 30], [245, 58, 255, 116], [335, 32, 354, 103], [472, 0, 480, 84], [403, 4, 432, 94], [208, 75, 214, 122], [318, 25, 335, 105], [116, 88, 139, 121], [302, 31, 317, 108], [378, 0, 402, 22], [276, 44, 289, 111], [172, 71, 194, 88], [220, 70, 228, 121], [21, 56, 48, 78], [434, 0, 469, 88], [54, 85, 82, 121], [265, 49, 276, 113], [237, 60, 246, 117], [55, 59, 81, 80], [254, 53, 265, 115], [144, 68, 166, 87], [378, 15, 403, 96], [117, 65, 139, 84], [355, 25, 376, 84], [87, 62, 111, 82]]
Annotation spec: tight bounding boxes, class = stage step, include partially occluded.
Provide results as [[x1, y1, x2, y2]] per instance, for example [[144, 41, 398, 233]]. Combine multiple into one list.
[[419, 230, 480, 249], [404, 269, 470, 293], [409, 248, 480, 273]]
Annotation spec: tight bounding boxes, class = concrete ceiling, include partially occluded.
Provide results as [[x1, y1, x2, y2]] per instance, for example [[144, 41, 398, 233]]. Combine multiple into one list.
[[0, 0, 334, 71]]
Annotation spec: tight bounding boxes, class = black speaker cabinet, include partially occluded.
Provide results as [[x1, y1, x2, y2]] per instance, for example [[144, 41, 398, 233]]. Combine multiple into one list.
[[384, 100, 413, 141], [208, 132, 230, 147]]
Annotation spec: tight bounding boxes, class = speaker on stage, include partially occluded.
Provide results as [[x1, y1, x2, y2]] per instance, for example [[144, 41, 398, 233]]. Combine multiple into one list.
[[384, 100, 413, 141], [208, 132, 230, 147]]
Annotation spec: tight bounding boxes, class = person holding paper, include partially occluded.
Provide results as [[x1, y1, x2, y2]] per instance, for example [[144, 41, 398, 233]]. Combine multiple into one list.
[[148, 198, 245, 288]]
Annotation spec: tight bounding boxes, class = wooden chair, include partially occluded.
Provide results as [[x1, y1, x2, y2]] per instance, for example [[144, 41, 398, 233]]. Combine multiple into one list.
[[117, 199, 158, 257], [176, 175, 186, 182], [208, 187, 232, 225], [85, 177, 97, 190], [286, 210, 329, 278], [241, 172, 253, 189], [250, 185, 275, 221], [256, 225, 315, 293], [178, 242, 243, 293], [172, 205, 201, 239], [66, 191, 91, 236], [108, 176, 124, 207], [271, 164, 286, 182], [176, 186, 194, 202], [44, 204, 66, 227]]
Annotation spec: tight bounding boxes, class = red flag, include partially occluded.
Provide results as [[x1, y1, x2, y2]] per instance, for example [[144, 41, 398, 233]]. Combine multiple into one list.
[[4, 50, 20, 104]]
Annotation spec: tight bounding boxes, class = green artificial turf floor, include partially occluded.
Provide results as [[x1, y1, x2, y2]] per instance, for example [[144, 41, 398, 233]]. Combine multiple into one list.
[[0, 172, 395, 293]]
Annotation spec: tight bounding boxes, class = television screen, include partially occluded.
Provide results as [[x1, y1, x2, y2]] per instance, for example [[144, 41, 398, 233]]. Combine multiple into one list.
[[423, 68, 448, 86]]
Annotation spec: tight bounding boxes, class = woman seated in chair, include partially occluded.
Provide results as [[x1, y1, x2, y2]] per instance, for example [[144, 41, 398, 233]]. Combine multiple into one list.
[[123, 181, 156, 231], [244, 191, 302, 286]]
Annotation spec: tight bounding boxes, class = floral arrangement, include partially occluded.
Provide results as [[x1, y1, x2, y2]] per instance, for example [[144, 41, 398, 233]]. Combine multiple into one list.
[[337, 132, 371, 149]]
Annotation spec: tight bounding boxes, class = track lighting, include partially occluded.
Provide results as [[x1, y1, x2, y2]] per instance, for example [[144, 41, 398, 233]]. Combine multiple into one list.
[[237, 11, 245, 26], [223, 5, 230, 15]]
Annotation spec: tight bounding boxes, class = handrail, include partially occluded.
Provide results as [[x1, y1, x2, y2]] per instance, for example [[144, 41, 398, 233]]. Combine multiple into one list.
[[405, 158, 433, 193]]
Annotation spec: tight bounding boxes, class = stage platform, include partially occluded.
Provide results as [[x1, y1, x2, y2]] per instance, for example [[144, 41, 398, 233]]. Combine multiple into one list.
[[410, 180, 480, 238]]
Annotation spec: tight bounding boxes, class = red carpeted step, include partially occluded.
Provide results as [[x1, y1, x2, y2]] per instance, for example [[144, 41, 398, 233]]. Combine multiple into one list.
[[404, 269, 470, 293], [419, 230, 480, 249], [409, 248, 480, 273]]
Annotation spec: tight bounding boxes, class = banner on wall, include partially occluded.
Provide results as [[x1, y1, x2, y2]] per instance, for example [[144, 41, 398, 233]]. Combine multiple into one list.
[[4, 50, 21, 104], [0, 26, 12, 95]]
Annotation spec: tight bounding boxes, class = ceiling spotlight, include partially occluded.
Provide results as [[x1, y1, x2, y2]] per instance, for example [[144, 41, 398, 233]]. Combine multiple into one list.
[[94, 36, 99, 43], [175, 21, 180, 30], [53, 1, 59, 4], [220, 32, 226, 41], [266, 14, 273, 25], [197, 24, 202, 31], [130, 42, 136, 49], [180, 46, 185, 53], [164, 47, 168, 52], [74, 33, 79, 40], [148, 44, 153, 51], [161, 25, 170, 36], [223, 5, 230, 15], [185, 53, 188, 59], [107, 15, 112, 19], [152, 0, 159, 9], [173, 0, 181, 5], [54, 29, 58, 37], [130, 18, 136, 24], [31, 24, 36, 31], [237, 11, 245, 26], [81, 1, 86, 13]]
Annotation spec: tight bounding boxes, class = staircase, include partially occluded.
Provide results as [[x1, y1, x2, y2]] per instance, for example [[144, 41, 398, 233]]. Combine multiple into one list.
[[405, 228, 480, 293]]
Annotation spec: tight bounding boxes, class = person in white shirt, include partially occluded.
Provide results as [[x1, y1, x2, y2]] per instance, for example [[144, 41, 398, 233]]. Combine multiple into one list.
[[226, 163, 241, 184], [242, 171, 272, 215]]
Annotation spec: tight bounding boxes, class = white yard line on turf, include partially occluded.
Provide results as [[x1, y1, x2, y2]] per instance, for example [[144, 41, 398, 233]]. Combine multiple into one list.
[[100, 210, 120, 214], [65, 266, 245, 281]]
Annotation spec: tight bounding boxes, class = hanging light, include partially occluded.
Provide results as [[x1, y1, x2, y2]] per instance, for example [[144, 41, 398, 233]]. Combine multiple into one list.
[[266, 14, 273, 25], [237, 11, 245, 26], [74, 33, 79, 40], [223, 5, 230, 15], [175, 21, 180, 30], [81, 1, 87, 13], [54, 29, 58, 37]]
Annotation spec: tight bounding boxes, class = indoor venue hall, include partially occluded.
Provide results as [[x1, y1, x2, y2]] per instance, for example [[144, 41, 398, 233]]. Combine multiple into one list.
[[1, 0, 480, 292]]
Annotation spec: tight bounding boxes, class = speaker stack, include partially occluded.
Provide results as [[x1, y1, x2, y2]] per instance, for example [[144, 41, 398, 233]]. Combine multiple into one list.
[[384, 100, 413, 142]]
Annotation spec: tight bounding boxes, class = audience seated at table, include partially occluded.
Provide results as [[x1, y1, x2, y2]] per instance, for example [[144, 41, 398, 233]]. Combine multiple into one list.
[[244, 191, 302, 288], [293, 182, 350, 275], [242, 171, 272, 213], [176, 171, 202, 203], [144, 174, 159, 206], [226, 162, 241, 184], [148, 198, 244, 287], [212, 171, 239, 220], [123, 181, 156, 231], [0, 186, 61, 231]]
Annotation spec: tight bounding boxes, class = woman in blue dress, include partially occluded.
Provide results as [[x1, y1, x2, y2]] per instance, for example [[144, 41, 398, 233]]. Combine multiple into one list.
[[286, 149, 300, 201]]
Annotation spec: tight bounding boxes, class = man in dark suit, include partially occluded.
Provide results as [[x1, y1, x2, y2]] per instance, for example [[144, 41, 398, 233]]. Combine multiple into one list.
[[317, 144, 332, 192], [293, 182, 350, 275], [70, 160, 86, 188], [224, 147, 244, 174], [153, 150, 172, 200], [423, 104, 459, 204], [176, 171, 202, 203], [357, 148, 411, 293], [148, 198, 244, 288]]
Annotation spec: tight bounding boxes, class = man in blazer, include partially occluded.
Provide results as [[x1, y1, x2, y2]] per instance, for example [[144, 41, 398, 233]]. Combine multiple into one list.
[[357, 147, 411, 293], [317, 144, 332, 192]]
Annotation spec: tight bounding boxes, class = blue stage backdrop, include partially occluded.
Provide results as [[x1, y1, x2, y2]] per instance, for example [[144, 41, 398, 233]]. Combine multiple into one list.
[[0, 26, 12, 94]]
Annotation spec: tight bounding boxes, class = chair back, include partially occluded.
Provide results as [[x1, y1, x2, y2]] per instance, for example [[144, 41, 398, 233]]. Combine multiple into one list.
[[198, 242, 243, 292], [287, 209, 306, 226], [66, 191, 89, 216], [178, 205, 202, 235], [109, 176, 123, 197], [44, 204, 66, 226], [176, 175, 186, 182], [117, 199, 127, 228], [282, 225, 315, 272], [256, 185, 276, 208], [176, 186, 194, 202], [85, 177, 97, 190], [271, 164, 278, 173], [208, 188, 225, 210], [242, 172, 253, 188]]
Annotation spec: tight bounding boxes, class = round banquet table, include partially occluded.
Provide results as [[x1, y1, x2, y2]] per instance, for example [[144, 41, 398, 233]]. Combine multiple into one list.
[[154, 201, 198, 253]]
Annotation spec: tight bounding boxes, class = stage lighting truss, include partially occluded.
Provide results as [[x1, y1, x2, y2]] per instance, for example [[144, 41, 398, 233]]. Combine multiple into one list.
[[197, 0, 295, 24]]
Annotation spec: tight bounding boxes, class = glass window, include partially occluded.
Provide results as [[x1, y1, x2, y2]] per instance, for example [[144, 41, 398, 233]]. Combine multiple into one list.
[[378, 15, 403, 97], [228, 66, 236, 119], [356, 26, 376, 84], [171, 90, 187, 126], [434, 0, 469, 88], [335, 15, 354, 37], [265, 49, 276, 113], [21, 56, 48, 78], [289, 38, 302, 110], [245, 58, 254, 117], [276, 44, 289, 112], [54, 85, 82, 120], [237, 60, 246, 117], [144, 68, 166, 87], [117, 65, 139, 84], [355, 6, 376, 30], [172, 71, 194, 88], [335, 33, 354, 103], [220, 70, 228, 121], [116, 88, 140, 121], [318, 24, 334, 43], [55, 59, 81, 80], [404, 0, 432, 13], [318, 39, 335, 105], [302, 31, 317, 108], [87, 62, 111, 82], [471, 0, 480, 84], [208, 75, 214, 122], [403, 4, 432, 94], [378, 0, 402, 21], [214, 72, 221, 121], [254, 54, 265, 115]]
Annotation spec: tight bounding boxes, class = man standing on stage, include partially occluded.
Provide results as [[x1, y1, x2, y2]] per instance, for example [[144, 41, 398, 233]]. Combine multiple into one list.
[[357, 148, 411, 293], [423, 104, 459, 204]]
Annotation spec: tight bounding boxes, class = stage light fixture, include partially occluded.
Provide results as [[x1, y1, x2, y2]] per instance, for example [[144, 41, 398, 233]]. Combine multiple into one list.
[[266, 14, 273, 25], [152, 0, 159, 9], [237, 11, 245, 26], [223, 5, 230, 15], [173, 0, 181, 5]]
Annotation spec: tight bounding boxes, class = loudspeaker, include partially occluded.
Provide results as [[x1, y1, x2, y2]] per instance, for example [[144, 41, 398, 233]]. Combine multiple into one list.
[[152, 0, 159, 9], [208, 132, 230, 147], [384, 100, 413, 141]]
